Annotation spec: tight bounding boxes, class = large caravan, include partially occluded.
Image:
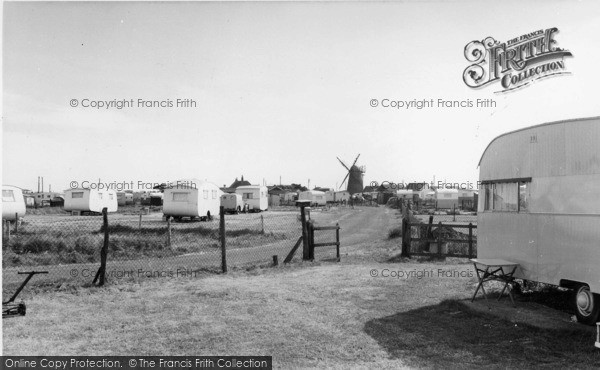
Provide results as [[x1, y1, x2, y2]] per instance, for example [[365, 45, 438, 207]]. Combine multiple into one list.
[[2, 185, 26, 220], [235, 185, 268, 212], [220, 193, 244, 214], [163, 180, 222, 221], [298, 190, 327, 207], [477, 116, 600, 324], [64, 188, 118, 214]]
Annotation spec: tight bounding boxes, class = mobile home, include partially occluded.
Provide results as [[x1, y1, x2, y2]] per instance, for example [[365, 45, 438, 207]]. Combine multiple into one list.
[[477, 116, 600, 324], [23, 194, 35, 208], [221, 193, 244, 213], [326, 190, 351, 203], [163, 180, 222, 221], [334, 190, 351, 203], [235, 185, 268, 212], [117, 192, 134, 206], [298, 190, 327, 207], [2, 185, 26, 220], [64, 188, 118, 213], [435, 188, 459, 209]]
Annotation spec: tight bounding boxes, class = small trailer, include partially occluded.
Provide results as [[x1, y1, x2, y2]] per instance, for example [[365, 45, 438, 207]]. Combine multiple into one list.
[[325, 190, 335, 203], [326, 190, 351, 203], [235, 185, 268, 212], [64, 188, 118, 214], [477, 116, 600, 324], [2, 185, 26, 221], [334, 190, 351, 203], [434, 188, 459, 209], [220, 193, 244, 214], [298, 190, 327, 207], [163, 180, 222, 221], [117, 192, 134, 206]]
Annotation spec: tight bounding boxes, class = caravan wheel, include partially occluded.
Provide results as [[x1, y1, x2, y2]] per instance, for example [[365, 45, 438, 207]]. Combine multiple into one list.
[[574, 285, 600, 325]]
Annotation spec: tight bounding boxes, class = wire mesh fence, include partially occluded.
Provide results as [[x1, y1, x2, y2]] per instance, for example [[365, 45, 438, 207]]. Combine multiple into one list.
[[2, 208, 306, 290], [224, 211, 301, 267]]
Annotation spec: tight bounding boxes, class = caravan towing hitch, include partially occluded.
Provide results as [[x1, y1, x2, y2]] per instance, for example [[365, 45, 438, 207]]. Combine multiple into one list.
[[2, 271, 48, 318]]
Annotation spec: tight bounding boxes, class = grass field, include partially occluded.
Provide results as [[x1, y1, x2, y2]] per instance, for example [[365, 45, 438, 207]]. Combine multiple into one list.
[[3, 206, 599, 367], [3, 210, 302, 268], [2, 207, 341, 288]]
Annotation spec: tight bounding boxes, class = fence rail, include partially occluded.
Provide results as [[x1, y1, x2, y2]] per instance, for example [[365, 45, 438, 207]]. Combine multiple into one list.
[[401, 216, 477, 259]]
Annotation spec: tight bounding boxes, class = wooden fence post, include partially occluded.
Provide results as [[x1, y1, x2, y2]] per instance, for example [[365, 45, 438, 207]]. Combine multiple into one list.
[[401, 217, 410, 258], [261, 214, 264, 234], [308, 221, 314, 260], [437, 222, 443, 256], [301, 205, 310, 260], [167, 216, 172, 249], [425, 215, 433, 252], [336, 223, 340, 261], [220, 206, 227, 273], [93, 207, 109, 286], [468, 222, 473, 258], [453, 205, 456, 222], [139, 213, 142, 230], [14, 213, 19, 233]]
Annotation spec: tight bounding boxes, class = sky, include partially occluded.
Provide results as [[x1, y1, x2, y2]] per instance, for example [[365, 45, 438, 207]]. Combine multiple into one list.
[[3, 0, 600, 193]]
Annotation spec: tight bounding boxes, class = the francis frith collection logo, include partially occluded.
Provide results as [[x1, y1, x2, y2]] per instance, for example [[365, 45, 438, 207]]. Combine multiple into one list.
[[463, 27, 572, 93]]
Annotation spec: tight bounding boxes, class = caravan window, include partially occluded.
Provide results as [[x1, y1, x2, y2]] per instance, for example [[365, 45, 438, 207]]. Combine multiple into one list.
[[71, 192, 84, 199], [203, 190, 209, 199], [519, 182, 530, 212], [243, 193, 253, 200], [2, 190, 15, 202], [492, 183, 517, 211], [98, 193, 103, 199], [173, 192, 188, 202], [482, 180, 530, 213], [212, 190, 217, 199]]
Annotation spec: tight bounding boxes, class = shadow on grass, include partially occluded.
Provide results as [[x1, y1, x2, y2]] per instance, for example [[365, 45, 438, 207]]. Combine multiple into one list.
[[364, 299, 600, 368]]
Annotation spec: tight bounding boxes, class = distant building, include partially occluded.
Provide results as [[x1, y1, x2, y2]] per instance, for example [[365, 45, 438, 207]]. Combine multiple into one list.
[[221, 175, 252, 193]]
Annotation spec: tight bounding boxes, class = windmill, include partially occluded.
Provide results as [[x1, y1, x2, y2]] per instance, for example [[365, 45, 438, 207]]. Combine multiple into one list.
[[337, 154, 366, 195]]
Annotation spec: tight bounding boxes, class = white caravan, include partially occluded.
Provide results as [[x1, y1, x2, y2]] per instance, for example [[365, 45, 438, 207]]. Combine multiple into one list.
[[163, 180, 222, 221], [235, 185, 268, 212], [220, 193, 244, 213], [64, 188, 118, 213], [2, 185, 26, 220], [477, 116, 600, 324], [298, 190, 327, 207]]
